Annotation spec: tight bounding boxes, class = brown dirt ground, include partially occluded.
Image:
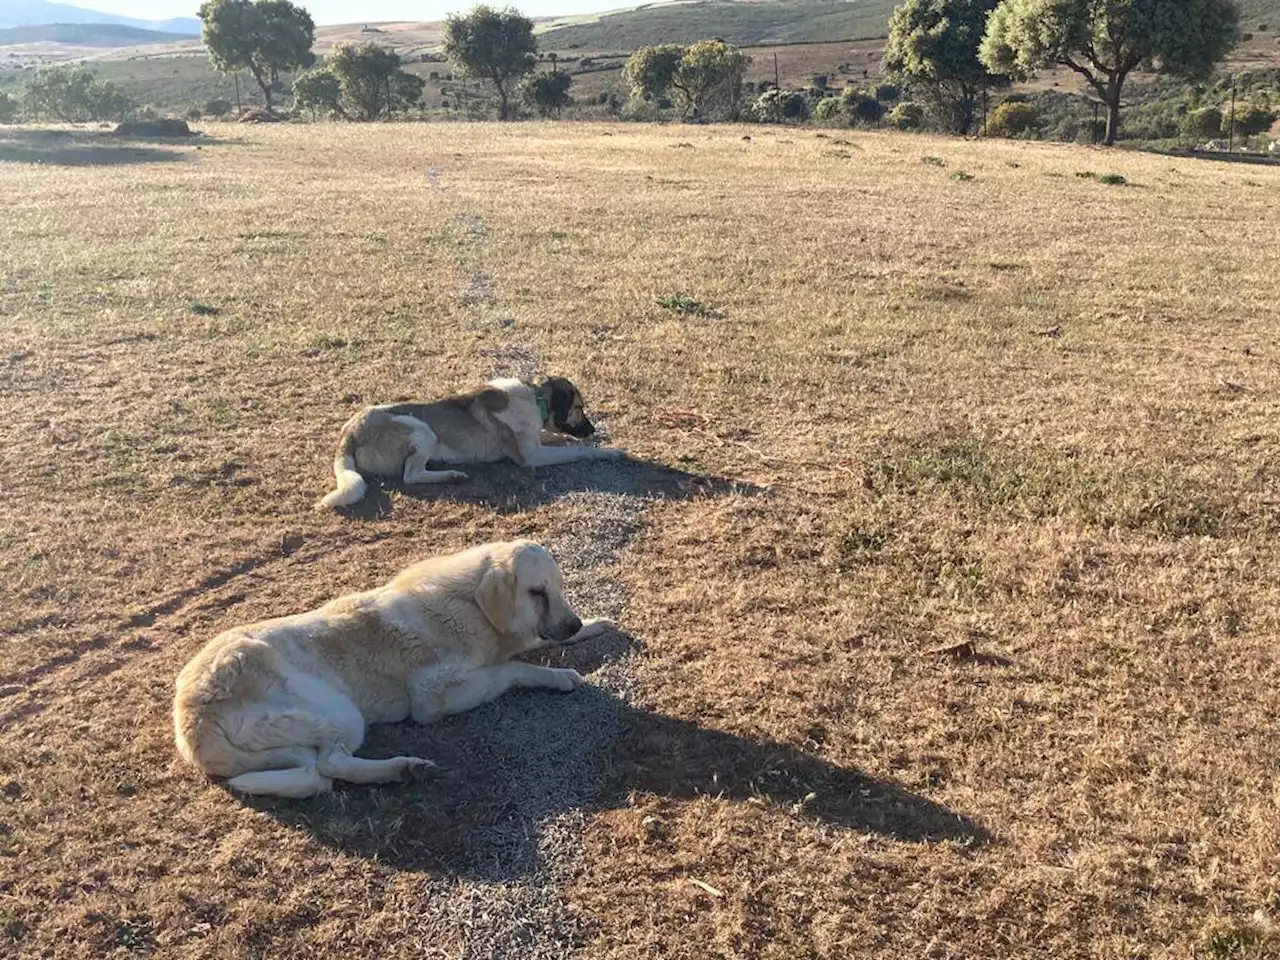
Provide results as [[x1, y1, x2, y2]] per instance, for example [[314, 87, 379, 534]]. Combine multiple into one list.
[[2, 122, 1280, 959]]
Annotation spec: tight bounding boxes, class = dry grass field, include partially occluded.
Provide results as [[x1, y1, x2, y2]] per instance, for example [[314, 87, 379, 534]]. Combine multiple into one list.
[[2, 121, 1280, 959]]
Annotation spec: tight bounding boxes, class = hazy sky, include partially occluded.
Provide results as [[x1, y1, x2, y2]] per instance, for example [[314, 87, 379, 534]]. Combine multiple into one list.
[[75, 0, 619, 25]]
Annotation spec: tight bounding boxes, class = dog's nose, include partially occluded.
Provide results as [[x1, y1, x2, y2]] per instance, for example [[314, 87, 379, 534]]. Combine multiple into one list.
[[560, 615, 583, 641]]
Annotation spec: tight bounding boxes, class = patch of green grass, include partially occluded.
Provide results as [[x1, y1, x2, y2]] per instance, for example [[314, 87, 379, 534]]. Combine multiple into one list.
[[921, 155, 946, 166], [0, 911, 26, 942], [951, 171, 975, 181], [866, 433, 1242, 538], [835, 526, 890, 568], [656, 292, 709, 317]]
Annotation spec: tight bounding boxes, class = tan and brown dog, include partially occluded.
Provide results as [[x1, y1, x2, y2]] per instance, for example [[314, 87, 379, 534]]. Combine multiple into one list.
[[316, 377, 623, 510], [173, 540, 610, 798]]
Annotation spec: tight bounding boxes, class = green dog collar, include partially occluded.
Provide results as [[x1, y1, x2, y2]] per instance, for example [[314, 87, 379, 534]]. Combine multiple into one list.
[[536, 392, 551, 423]]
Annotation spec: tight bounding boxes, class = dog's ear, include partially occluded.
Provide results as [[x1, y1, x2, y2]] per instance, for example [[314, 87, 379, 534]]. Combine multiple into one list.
[[475, 558, 516, 634], [545, 378, 575, 423]]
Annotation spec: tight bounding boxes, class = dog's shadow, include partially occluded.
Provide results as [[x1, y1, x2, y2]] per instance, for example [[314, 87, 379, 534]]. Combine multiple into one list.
[[343, 453, 756, 519], [249, 631, 989, 879]]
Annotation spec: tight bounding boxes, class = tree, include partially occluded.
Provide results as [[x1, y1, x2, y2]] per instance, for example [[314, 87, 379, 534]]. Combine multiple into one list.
[[199, 0, 316, 113], [670, 39, 748, 120], [883, 0, 1008, 134], [21, 67, 133, 122], [292, 64, 344, 118], [443, 5, 537, 120], [0, 92, 17, 124], [980, 0, 1240, 145], [623, 43, 684, 102], [522, 71, 572, 117], [326, 43, 424, 120]]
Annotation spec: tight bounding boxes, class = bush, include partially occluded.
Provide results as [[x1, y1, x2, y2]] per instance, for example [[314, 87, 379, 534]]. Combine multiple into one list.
[[886, 101, 925, 130], [1234, 105, 1276, 135], [750, 88, 808, 122], [842, 89, 882, 125], [812, 96, 844, 123], [812, 74, 828, 91], [0, 91, 18, 123], [621, 98, 659, 121], [1182, 105, 1224, 139], [986, 100, 1039, 136], [874, 82, 901, 102], [521, 71, 573, 117], [185, 107, 202, 122], [204, 98, 232, 117]]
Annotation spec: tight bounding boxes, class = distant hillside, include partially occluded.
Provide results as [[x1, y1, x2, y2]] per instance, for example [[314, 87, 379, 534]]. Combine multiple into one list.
[[537, 0, 898, 50], [0, 1, 201, 34], [0, 23, 193, 46], [538, 0, 1280, 51]]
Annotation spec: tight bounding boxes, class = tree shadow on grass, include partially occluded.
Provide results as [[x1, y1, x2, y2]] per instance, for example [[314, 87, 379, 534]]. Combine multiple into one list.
[[246, 630, 989, 880], [343, 453, 762, 520], [0, 128, 195, 167]]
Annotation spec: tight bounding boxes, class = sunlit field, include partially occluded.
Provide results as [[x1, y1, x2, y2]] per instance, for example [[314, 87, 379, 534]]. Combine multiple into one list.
[[2, 121, 1279, 958]]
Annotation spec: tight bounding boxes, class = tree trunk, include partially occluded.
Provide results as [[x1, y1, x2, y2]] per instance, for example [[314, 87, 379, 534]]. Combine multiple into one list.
[[496, 80, 509, 120], [252, 67, 274, 112], [1103, 77, 1121, 146]]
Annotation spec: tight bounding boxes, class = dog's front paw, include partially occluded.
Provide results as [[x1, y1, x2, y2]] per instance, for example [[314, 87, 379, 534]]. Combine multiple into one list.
[[548, 668, 585, 691], [571, 617, 618, 641], [399, 757, 437, 782]]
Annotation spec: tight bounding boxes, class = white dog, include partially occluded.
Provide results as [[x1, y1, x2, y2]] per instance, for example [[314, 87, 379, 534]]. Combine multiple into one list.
[[173, 540, 610, 798]]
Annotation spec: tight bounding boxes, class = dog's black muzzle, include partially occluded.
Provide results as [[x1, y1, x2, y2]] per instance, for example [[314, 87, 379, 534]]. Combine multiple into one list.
[[542, 615, 583, 644]]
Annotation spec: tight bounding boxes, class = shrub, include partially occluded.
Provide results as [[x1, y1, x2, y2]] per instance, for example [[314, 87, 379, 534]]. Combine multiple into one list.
[[1234, 105, 1276, 135], [813, 96, 844, 123], [204, 98, 232, 117], [886, 101, 925, 130], [521, 71, 573, 117], [185, 107, 203, 122], [1182, 105, 1224, 139], [986, 100, 1039, 136], [620, 98, 659, 121], [812, 74, 828, 91], [781, 90, 809, 120], [752, 88, 809, 122], [0, 91, 18, 123], [842, 89, 882, 125], [874, 82, 901, 102]]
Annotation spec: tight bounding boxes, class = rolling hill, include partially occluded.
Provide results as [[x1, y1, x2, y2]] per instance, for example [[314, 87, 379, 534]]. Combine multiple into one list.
[[0, 23, 194, 46], [0, 1, 201, 34], [536, 0, 1279, 51], [538, 0, 900, 49]]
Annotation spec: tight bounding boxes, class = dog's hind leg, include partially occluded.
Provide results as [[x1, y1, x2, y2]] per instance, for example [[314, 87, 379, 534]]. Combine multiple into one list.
[[226, 764, 333, 798], [393, 415, 469, 485], [317, 746, 434, 784]]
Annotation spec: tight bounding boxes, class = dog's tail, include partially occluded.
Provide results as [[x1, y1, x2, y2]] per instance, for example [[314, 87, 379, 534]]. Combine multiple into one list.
[[316, 429, 366, 511]]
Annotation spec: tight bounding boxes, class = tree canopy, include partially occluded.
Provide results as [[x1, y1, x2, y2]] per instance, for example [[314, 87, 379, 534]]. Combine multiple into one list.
[[883, 0, 1007, 134], [199, 0, 316, 112], [623, 39, 748, 121], [21, 67, 132, 122], [300, 43, 425, 121], [522, 71, 573, 117], [980, 0, 1240, 143], [443, 5, 537, 120]]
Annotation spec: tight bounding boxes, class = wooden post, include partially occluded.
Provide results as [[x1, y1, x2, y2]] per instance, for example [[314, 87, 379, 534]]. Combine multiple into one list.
[[773, 52, 779, 90]]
